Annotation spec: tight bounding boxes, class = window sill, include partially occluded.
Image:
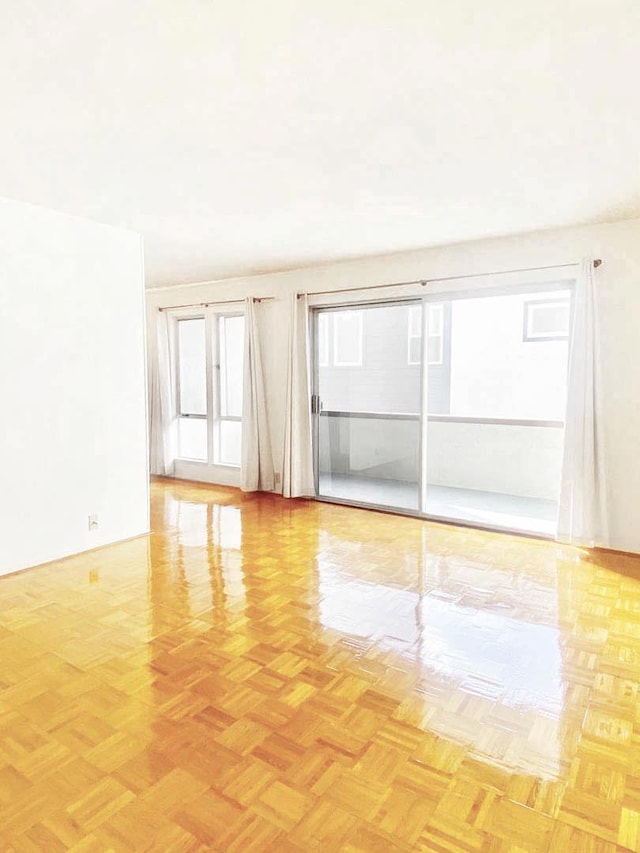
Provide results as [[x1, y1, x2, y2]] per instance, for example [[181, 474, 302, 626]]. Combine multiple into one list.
[[173, 459, 241, 488], [175, 458, 240, 470]]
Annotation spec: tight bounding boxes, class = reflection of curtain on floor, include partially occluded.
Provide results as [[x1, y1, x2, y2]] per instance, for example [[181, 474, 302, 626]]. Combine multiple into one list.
[[283, 293, 315, 497], [557, 260, 608, 547], [149, 310, 176, 476], [241, 298, 274, 492]]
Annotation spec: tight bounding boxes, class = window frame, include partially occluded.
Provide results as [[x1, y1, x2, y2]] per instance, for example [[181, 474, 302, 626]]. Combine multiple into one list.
[[174, 313, 208, 462], [176, 314, 208, 419], [523, 297, 570, 343], [172, 307, 245, 467], [215, 312, 244, 466]]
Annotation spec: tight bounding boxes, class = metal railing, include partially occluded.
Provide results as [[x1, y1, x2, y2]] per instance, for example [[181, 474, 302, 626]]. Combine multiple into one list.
[[319, 410, 563, 428]]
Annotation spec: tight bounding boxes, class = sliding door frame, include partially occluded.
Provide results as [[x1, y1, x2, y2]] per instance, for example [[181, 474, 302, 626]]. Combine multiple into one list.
[[309, 279, 575, 538], [311, 298, 423, 517]]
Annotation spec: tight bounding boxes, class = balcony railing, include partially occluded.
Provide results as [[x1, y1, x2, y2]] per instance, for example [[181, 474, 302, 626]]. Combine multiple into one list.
[[320, 410, 563, 428], [318, 410, 564, 502]]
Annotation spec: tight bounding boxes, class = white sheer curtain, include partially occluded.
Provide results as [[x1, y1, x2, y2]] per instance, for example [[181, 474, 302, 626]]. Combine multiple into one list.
[[557, 260, 608, 547], [282, 293, 315, 497], [149, 310, 176, 476], [241, 297, 275, 491]]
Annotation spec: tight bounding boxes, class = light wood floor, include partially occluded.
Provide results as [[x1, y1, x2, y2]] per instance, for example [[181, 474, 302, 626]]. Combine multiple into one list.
[[1, 478, 640, 851]]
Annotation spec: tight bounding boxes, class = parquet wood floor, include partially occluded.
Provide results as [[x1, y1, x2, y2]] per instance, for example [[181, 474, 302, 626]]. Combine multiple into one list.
[[2, 479, 640, 851]]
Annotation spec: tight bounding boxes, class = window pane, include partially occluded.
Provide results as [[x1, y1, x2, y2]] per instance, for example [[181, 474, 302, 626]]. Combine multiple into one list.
[[409, 306, 422, 337], [319, 304, 420, 414], [178, 318, 207, 415], [317, 301, 423, 512], [318, 413, 420, 512], [219, 315, 244, 418], [425, 288, 570, 536], [334, 311, 363, 366], [525, 300, 570, 339], [220, 420, 241, 466], [178, 417, 207, 460]]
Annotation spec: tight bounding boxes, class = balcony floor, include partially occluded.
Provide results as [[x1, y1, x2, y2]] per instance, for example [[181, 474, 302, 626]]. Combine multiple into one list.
[[318, 473, 557, 536]]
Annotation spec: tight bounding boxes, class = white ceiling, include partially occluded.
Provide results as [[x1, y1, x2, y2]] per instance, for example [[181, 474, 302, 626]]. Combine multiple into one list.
[[1, 0, 639, 288]]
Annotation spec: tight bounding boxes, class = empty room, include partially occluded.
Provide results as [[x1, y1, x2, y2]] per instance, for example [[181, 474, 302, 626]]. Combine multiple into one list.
[[2, 1, 640, 850]]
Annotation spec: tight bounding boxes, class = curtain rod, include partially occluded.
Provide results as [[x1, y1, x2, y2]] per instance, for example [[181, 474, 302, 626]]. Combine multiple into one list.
[[158, 296, 274, 312], [296, 259, 602, 299]]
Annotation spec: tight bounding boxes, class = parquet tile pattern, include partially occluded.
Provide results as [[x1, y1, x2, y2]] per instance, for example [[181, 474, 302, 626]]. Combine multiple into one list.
[[1, 478, 640, 850]]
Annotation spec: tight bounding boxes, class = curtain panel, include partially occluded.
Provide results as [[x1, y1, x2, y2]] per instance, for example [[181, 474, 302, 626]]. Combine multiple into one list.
[[557, 259, 609, 547], [240, 297, 275, 491], [149, 310, 176, 476], [282, 293, 315, 498]]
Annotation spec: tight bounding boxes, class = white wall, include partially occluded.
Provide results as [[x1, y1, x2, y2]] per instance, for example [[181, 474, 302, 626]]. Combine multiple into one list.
[[427, 421, 563, 500], [147, 216, 640, 553], [0, 198, 149, 576]]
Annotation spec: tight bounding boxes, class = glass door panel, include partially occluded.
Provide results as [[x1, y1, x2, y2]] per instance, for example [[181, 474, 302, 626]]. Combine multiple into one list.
[[312, 285, 570, 537], [315, 303, 422, 512], [424, 288, 570, 535]]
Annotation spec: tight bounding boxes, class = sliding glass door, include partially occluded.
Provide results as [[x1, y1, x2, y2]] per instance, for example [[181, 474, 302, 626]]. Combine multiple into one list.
[[423, 286, 570, 535], [314, 302, 422, 512], [312, 282, 572, 536]]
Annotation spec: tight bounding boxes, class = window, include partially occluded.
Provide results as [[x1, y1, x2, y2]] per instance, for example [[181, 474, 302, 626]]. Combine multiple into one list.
[[407, 304, 444, 365], [175, 311, 245, 465], [523, 298, 570, 342], [217, 315, 244, 465], [333, 311, 363, 366], [177, 318, 207, 460]]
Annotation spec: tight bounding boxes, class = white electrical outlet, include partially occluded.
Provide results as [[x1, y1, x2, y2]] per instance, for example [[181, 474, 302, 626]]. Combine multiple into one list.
[[88, 514, 99, 530]]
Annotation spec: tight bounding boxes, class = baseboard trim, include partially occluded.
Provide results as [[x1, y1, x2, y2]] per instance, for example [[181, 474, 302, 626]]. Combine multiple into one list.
[[0, 530, 151, 580]]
